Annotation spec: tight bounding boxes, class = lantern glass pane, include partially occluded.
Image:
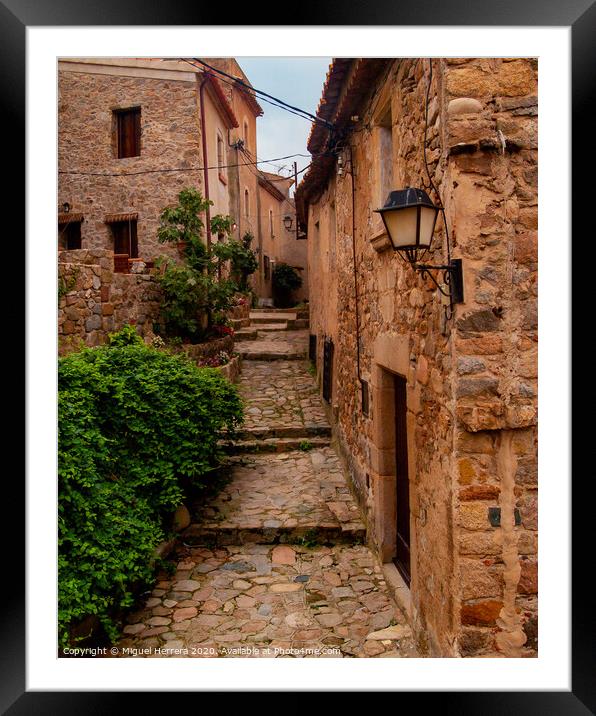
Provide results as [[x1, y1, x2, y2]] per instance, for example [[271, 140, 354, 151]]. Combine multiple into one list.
[[384, 206, 418, 248], [418, 206, 438, 248]]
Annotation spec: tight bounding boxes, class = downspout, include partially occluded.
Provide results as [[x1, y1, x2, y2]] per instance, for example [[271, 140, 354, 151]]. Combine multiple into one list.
[[349, 143, 362, 386], [199, 73, 212, 252]]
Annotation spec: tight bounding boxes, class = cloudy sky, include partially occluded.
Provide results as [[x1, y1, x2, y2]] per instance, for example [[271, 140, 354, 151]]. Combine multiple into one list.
[[236, 57, 332, 190]]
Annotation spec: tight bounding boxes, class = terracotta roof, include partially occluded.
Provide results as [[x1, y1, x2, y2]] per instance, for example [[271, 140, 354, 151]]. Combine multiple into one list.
[[58, 213, 84, 223], [234, 79, 264, 117], [296, 58, 392, 223], [104, 212, 138, 223], [306, 58, 353, 155], [258, 173, 286, 202], [204, 73, 239, 129]]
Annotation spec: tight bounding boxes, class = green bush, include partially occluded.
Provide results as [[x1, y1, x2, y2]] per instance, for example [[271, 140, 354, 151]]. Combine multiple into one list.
[[58, 328, 243, 647], [155, 188, 246, 339], [272, 262, 303, 308]]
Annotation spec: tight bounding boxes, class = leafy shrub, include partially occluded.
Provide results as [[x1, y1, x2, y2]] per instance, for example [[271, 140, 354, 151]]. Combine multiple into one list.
[[156, 257, 239, 341], [58, 329, 243, 647], [224, 233, 258, 291], [272, 262, 303, 308], [155, 188, 244, 339]]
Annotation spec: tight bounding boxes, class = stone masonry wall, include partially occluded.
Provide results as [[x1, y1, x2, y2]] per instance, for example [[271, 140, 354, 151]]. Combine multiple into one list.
[[58, 249, 161, 354], [58, 67, 204, 262], [306, 58, 537, 657]]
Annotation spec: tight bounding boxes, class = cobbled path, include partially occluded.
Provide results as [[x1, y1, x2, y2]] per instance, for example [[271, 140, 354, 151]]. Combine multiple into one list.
[[112, 323, 415, 658]]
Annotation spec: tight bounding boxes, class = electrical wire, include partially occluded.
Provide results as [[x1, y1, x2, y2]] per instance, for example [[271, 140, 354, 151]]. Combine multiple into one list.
[[188, 58, 333, 130], [58, 153, 315, 177], [238, 143, 293, 178], [239, 144, 311, 184], [180, 58, 328, 128]]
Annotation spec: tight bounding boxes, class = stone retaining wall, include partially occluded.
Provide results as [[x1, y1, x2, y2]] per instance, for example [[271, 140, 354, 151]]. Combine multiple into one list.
[[58, 249, 161, 355], [174, 334, 234, 365]]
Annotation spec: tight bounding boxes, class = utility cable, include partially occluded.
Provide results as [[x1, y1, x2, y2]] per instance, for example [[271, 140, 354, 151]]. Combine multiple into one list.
[[189, 58, 333, 130], [58, 153, 315, 177], [180, 58, 328, 128]]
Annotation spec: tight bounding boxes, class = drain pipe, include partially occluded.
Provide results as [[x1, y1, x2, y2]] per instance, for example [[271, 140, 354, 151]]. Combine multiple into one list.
[[349, 143, 362, 386], [199, 73, 212, 252]]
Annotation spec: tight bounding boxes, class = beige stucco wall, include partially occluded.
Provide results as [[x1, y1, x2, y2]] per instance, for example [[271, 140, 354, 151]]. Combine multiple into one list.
[[276, 194, 309, 303], [203, 90, 231, 222], [203, 59, 262, 296], [257, 182, 282, 299]]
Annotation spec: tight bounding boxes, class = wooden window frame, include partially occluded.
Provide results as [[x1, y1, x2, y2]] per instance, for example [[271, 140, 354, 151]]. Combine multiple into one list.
[[114, 107, 141, 159], [217, 131, 227, 185], [58, 219, 83, 250]]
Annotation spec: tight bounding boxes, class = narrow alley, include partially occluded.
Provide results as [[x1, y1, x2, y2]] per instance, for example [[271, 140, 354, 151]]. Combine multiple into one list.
[[112, 313, 416, 658]]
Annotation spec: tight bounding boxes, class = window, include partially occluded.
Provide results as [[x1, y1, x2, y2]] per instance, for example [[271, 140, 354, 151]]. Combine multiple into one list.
[[107, 218, 138, 272], [243, 120, 249, 150], [217, 132, 226, 183], [269, 209, 274, 238], [115, 107, 141, 158], [264, 255, 270, 281], [58, 218, 82, 250], [372, 103, 393, 231], [244, 189, 250, 218]]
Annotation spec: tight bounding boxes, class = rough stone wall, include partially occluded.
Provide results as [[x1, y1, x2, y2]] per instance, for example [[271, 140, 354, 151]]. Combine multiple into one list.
[[444, 58, 538, 658], [58, 249, 161, 354], [306, 58, 537, 657], [58, 67, 204, 262]]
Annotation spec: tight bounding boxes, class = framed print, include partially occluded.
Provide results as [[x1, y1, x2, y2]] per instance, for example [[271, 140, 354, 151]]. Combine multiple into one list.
[[10, 0, 587, 710]]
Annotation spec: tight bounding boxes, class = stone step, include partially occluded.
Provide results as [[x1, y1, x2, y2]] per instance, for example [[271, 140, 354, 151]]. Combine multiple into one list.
[[251, 307, 309, 317], [231, 317, 251, 329], [237, 425, 332, 440], [222, 436, 331, 454], [238, 347, 307, 361], [181, 522, 366, 547], [234, 328, 258, 341], [288, 318, 309, 330], [251, 322, 289, 331], [250, 312, 296, 324]]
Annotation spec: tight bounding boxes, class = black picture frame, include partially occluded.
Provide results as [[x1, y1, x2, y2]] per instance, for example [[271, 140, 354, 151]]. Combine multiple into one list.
[[11, 0, 587, 710]]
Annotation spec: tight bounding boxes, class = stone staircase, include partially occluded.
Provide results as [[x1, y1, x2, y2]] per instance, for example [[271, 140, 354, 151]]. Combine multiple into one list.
[[183, 311, 367, 549], [233, 309, 310, 360]]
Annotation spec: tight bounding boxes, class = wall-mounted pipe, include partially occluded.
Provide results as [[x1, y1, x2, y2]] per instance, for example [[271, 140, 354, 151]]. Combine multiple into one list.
[[199, 73, 212, 251]]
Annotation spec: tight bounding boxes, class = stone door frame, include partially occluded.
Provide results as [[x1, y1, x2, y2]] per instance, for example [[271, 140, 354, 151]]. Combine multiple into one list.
[[369, 333, 418, 606]]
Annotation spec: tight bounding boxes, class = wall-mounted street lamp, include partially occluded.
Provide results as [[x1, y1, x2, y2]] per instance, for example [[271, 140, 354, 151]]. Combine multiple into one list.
[[375, 188, 464, 307], [283, 215, 293, 231], [62, 202, 71, 214]]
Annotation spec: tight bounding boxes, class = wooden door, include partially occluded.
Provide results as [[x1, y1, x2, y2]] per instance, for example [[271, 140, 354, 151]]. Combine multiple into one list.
[[394, 374, 411, 586], [322, 337, 334, 403]]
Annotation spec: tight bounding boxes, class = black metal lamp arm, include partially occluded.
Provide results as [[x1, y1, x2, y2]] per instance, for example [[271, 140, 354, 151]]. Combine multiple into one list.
[[413, 258, 464, 305]]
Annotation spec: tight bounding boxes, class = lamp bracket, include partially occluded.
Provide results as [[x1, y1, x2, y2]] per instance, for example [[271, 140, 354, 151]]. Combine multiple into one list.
[[414, 258, 464, 305]]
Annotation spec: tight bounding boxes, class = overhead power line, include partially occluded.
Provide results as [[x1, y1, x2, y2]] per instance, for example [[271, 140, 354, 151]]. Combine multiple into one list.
[[59, 152, 314, 177], [187, 58, 333, 131], [181, 58, 324, 127]]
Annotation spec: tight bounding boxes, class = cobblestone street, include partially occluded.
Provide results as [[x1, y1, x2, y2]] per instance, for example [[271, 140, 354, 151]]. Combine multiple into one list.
[[112, 318, 415, 658]]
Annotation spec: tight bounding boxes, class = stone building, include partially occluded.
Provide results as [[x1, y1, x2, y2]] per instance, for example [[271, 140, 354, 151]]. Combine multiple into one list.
[[58, 58, 239, 270], [201, 60, 263, 259], [201, 60, 308, 304], [295, 58, 538, 657], [261, 172, 309, 305]]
